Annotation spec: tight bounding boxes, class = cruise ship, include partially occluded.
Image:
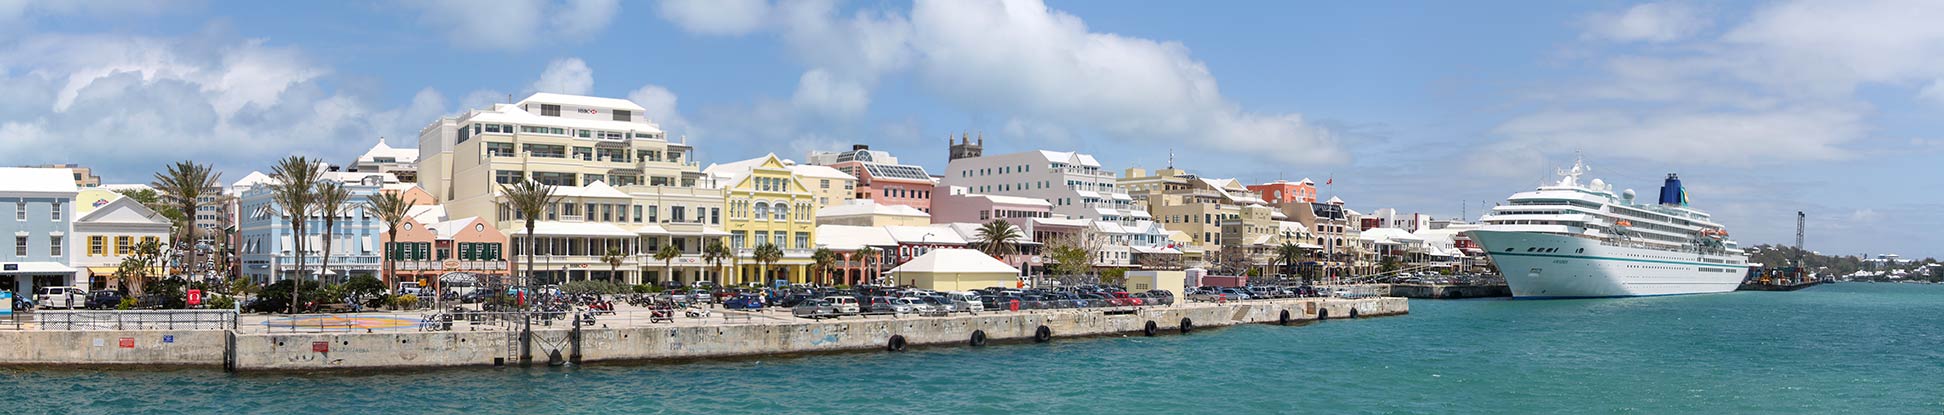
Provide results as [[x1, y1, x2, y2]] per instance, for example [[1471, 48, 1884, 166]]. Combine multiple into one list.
[[1466, 158, 1749, 298]]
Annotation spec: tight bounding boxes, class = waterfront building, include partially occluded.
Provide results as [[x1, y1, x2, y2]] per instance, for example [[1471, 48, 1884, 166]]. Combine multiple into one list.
[[235, 168, 394, 283], [935, 221, 1043, 277], [1122, 167, 1266, 253], [415, 93, 728, 287], [1362, 208, 1432, 232], [787, 163, 855, 210], [927, 186, 1052, 226], [1219, 205, 1316, 270], [885, 248, 1021, 291], [22, 164, 100, 188], [0, 168, 80, 295], [383, 215, 510, 288], [347, 139, 420, 184], [816, 200, 931, 227], [808, 144, 933, 212], [1248, 178, 1317, 204], [1275, 196, 1366, 281], [72, 195, 170, 292], [937, 148, 1172, 269], [706, 154, 820, 286], [812, 224, 900, 285]]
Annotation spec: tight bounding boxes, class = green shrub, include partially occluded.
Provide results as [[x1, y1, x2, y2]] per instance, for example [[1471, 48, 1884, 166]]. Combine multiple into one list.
[[205, 296, 236, 310], [391, 294, 419, 309], [117, 297, 138, 310]]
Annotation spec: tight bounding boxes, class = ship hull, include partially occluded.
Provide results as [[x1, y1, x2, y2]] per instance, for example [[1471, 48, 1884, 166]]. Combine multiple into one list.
[[1468, 230, 1747, 299]]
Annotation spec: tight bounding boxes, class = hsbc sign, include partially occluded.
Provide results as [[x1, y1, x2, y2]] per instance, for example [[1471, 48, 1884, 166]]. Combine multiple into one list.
[[577, 108, 600, 115]]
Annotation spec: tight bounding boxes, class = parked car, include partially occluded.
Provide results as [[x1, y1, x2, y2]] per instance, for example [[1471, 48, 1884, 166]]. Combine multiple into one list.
[[722, 294, 765, 310], [1110, 291, 1145, 306], [35, 286, 87, 309], [874, 297, 916, 314], [85, 291, 125, 309], [792, 300, 839, 319], [898, 297, 936, 314], [947, 292, 985, 312], [1143, 290, 1176, 305], [823, 296, 861, 315]]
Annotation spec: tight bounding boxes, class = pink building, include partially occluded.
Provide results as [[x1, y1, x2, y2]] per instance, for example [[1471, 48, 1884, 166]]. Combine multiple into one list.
[[809, 145, 937, 212], [1249, 178, 1318, 204], [928, 186, 1053, 226]]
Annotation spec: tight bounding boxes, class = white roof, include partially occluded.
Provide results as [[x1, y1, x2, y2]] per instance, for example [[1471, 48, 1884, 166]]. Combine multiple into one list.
[[814, 225, 899, 250], [1130, 246, 1182, 254], [967, 193, 1052, 207], [818, 201, 929, 219], [516, 92, 647, 112], [1074, 190, 1101, 198], [356, 140, 418, 164], [552, 181, 632, 199], [1327, 196, 1345, 205], [407, 205, 447, 224], [633, 224, 669, 235], [466, 102, 661, 136], [528, 221, 637, 237], [789, 164, 855, 180], [702, 154, 796, 189], [229, 171, 274, 193], [1109, 192, 1132, 200], [1033, 150, 1102, 167], [1359, 227, 1422, 244], [885, 225, 969, 245], [1092, 221, 1129, 234], [428, 216, 484, 239], [98, 183, 154, 192], [888, 248, 1021, 274], [0, 168, 79, 195], [74, 196, 169, 226], [1029, 217, 1092, 228]]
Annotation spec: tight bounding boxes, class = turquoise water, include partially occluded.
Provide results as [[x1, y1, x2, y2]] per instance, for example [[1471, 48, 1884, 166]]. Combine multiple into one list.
[[5, 283, 1941, 414]]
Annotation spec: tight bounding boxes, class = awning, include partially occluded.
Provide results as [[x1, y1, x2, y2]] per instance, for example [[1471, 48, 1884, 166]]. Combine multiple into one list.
[[1110, 193, 1132, 200], [86, 266, 118, 275], [634, 224, 670, 235], [1074, 190, 1101, 198], [701, 226, 731, 236], [0, 262, 77, 274]]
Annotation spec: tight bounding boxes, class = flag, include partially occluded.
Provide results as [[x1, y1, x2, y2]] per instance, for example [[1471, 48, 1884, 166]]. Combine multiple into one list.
[[1325, 176, 1333, 186]]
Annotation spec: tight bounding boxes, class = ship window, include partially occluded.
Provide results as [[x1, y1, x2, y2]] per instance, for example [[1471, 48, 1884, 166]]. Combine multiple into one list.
[[1505, 248, 1513, 252], [1525, 247, 1535, 252], [1576, 248, 1584, 253]]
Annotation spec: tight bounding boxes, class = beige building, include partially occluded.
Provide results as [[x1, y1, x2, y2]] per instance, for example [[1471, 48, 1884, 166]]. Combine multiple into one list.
[[787, 163, 857, 209], [706, 154, 823, 286], [1122, 167, 1266, 253], [416, 93, 729, 286]]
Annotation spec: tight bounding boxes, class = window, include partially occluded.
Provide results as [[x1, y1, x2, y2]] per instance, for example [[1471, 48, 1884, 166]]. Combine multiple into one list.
[[633, 205, 643, 223], [14, 201, 22, 221], [583, 173, 606, 185], [51, 201, 61, 221], [487, 142, 516, 157], [541, 104, 560, 116], [710, 208, 720, 225], [753, 202, 769, 219], [773, 204, 789, 221], [495, 170, 524, 184], [647, 205, 659, 223], [116, 236, 133, 255], [732, 231, 746, 249], [89, 236, 105, 256], [520, 126, 566, 135], [14, 236, 25, 256], [795, 232, 809, 250], [50, 236, 61, 256], [753, 231, 768, 248], [600, 204, 613, 222], [522, 144, 566, 158], [671, 206, 687, 223], [584, 203, 596, 220], [820, 179, 830, 189], [613, 109, 631, 121], [573, 146, 593, 161]]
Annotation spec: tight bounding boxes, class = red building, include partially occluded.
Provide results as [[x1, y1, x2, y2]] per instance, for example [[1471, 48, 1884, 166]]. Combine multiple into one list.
[[1248, 178, 1317, 204], [810, 145, 937, 213]]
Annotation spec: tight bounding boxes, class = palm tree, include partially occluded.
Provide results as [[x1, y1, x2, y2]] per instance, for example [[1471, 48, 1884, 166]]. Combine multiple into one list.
[[150, 161, 221, 278], [973, 220, 1023, 258], [313, 181, 349, 285], [702, 239, 730, 287], [810, 247, 837, 286], [268, 156, 323, 313], [753, 243, 783, 287], [600, 247, 626, 285], [1276, 242, 1305, 281], [854, 246, 878, 286], [499, 179, 560, 302], [653, 244, 681, 287], [363, 191, 412, 293]]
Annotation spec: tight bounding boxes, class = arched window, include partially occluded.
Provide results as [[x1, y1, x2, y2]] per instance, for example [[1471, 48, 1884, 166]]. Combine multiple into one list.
[[753, 202, 770, 220], [774, 203, 789, 221]]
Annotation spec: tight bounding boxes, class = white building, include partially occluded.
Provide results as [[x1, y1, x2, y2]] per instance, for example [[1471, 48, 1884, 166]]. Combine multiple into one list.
[[72, 195, 172, 291], [937, 149, 1171, 269], [347, 138, 420, 184]]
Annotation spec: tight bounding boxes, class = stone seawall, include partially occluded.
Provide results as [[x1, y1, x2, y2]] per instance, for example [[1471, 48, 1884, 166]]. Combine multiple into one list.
[[1387, 284, 1511, 299], [1, 297, 1407, 371]]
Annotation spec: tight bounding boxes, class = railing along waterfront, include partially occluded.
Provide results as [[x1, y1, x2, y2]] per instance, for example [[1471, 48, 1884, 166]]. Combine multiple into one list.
[[31, 310, 239, 331]]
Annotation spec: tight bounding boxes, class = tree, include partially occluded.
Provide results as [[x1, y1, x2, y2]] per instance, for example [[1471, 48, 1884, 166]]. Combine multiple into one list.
[[703, 239, 731, 287], [1380, 255, 1401, 273], [268, 156, 323, 313], [1099, 268, 1127, 285], [499, 178, 561, 304], [973, 220, 1023, 259], [753, 243, 783, 287], [1276, 242, 1305, 279], [1045, 234, 1095, 280], [150, 161, 222, 277], [314, 181, 350, 285], [363, 190, 412, 294], [855, 246, 879, 286], [810, 247, 837, 285], [597, 247, 626, 284], [651, 244, 680, 287]]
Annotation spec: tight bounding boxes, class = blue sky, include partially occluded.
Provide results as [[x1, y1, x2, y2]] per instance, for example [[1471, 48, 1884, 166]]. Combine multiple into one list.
[[1, 0, 1938, 258]]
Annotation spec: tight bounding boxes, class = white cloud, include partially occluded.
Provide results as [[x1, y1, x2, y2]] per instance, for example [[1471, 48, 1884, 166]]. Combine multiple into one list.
[[0, 33, 447, 182], [404, 0, 618, 51], [626, 83, 690, 134], [790, 69, 868, 118], [654, 0, 1346, 166], [1584, 2, 1709, 43], [1479, 107, 1863, 176], [657, 0, 771, 36], [1916, 79, 1944, 105], [531, 57, 593, 95]]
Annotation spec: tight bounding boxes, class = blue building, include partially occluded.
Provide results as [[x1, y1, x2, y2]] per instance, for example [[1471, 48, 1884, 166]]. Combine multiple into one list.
[[0, 168, 79, 295], [235, 169, 391, 283]]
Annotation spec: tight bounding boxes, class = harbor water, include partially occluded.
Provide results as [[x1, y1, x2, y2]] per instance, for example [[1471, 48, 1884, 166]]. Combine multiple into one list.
[[5, 283, 1939, 414]]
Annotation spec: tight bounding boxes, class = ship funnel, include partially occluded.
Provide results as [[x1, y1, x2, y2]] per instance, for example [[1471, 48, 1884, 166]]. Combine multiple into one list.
[[1658, 173, 1687, 206]]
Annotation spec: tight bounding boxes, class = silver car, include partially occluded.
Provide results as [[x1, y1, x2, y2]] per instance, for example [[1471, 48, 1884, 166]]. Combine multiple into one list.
[[792, 300, 839, 319]]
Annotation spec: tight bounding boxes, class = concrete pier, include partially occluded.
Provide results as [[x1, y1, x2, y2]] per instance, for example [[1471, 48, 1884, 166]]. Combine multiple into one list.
[[0, 297, 1406, 371], [1386, 284, 1510, 299]]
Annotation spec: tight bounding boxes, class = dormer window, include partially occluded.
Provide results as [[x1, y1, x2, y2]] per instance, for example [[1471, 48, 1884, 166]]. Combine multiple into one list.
[[541, 104, 560, 116]]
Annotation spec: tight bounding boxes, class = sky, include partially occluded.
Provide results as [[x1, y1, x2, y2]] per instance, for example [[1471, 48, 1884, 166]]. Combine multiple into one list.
[[0, 0, 1938, 258]]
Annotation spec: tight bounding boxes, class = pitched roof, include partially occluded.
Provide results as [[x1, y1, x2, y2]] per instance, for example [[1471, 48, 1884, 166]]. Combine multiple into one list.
[[813, 225, 899, 250], [885, 225, 969, 245], [789, 164, 855, 180], [552, 181, 632, 199], [818, 201, 929, 219], [0, 168, 79, 194], [1033, 150, 1101, 167], [888, 248, 1021, 274], [356, 140, 418, 164]]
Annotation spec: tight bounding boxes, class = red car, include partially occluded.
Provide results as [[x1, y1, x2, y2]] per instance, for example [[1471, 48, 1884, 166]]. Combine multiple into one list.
[[1109, 292, 1144, 306]]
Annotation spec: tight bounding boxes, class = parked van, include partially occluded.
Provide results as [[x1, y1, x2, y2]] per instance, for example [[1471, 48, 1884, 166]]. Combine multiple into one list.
[[35, 286, 88, 309], [823, 296, 861, 315], [948, 292, 985, 312]]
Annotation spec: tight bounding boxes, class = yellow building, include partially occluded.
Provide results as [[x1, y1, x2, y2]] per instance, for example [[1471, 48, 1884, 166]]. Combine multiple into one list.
[[1122, 167, 1267, 253], [788, 163, 857, 209], [707, 154, 820, 286]]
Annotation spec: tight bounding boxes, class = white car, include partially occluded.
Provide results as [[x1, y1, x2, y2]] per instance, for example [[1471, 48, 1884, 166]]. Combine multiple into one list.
[[949, 292, 985, 312], [36, 286, 87, 309], [897, 297, 936, 313], [823, 296, 861, 315]]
